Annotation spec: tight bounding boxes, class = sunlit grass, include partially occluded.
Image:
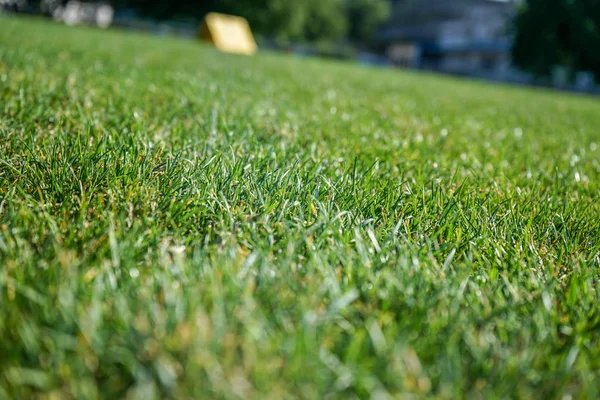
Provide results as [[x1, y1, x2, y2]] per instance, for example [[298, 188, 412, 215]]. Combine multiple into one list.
[[1, 15, 600, 399]]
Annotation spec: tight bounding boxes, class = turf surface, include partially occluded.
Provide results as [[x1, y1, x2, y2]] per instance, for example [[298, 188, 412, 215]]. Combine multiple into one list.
[[1, 15, 600, 399]]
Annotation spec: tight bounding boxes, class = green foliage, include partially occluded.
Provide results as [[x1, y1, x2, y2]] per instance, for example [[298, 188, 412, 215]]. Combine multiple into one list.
[[221, 0, 390, 42], [303, 0, 348, 42], [219, 0, 310, 41], [108, 0, 391, 42], [513, 0, 600, 79], [346, 0, 391, 41], [2, 16, 600, 399]]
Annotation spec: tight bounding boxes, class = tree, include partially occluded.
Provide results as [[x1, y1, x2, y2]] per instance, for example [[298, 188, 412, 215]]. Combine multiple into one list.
[[345, 0, 391, 42], [219, 0, 310, 41], [226, 0, 390, 42], [304, 0, 348, 42], [512, 0, 600, 80], [110, 0, 390, 43], [223, 0, 350, 42]]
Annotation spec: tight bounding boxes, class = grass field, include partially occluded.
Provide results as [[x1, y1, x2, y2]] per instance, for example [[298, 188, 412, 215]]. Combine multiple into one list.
[[1, 15, 600, 399]]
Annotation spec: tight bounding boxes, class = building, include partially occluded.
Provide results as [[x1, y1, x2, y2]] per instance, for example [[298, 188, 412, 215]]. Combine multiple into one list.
[[377, 0, 518, 76], [52, 1, 114, 28]]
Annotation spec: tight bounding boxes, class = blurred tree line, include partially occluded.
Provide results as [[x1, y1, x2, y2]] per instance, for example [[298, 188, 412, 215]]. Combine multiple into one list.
[[111, 0, 391, 42], [513, 0, 600, 79]]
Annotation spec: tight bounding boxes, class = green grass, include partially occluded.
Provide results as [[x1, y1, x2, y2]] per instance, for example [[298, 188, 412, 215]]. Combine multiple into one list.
[[1, 15, 600, 399]]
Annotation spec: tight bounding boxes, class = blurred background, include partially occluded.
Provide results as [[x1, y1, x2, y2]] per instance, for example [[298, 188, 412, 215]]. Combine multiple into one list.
[[2, 0, 600, 94]]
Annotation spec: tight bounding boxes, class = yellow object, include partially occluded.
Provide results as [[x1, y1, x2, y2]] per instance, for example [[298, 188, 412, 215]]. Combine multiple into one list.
[[199, 12, 258, 55]]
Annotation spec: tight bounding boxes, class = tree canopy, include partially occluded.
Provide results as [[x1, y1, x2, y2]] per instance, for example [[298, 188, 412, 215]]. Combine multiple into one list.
[[111, 0, 390, 42], [512, 0, 600, 80]]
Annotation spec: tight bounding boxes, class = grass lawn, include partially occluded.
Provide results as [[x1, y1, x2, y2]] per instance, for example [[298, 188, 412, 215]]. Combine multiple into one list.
[[2, 15, 600, 399]]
